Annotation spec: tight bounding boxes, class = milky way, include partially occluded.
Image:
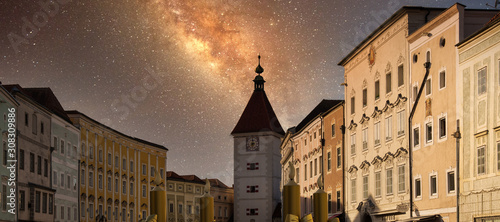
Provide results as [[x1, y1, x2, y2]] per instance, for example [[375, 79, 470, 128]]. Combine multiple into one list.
[[0, 0, 491, 184]]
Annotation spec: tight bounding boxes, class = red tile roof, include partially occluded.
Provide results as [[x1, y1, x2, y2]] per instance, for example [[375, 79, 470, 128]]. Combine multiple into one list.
[[207, 178, 232, 189], [231, 90, 284, 135]]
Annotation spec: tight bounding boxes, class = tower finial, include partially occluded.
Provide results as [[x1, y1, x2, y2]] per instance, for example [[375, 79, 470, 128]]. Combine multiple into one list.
[[255, 54, 264, 75]]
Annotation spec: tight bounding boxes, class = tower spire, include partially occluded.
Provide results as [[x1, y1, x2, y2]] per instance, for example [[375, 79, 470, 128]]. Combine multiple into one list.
[[253, 54, 265, 91]]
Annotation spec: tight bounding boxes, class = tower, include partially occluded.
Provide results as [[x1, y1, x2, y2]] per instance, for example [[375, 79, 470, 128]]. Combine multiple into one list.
[[231, 55, 285, 222]]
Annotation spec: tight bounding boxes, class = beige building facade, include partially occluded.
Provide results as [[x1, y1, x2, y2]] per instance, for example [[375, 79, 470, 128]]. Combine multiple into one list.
[[457, 12, 500, 222], [209, 179, 234, 222], [338, 7, 445, 222], [408, 4, 497, 222], [166, 171, 205, 222]]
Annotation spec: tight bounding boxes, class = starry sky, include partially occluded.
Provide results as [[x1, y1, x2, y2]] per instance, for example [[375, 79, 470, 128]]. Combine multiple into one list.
[[0, 0, 493, 185]]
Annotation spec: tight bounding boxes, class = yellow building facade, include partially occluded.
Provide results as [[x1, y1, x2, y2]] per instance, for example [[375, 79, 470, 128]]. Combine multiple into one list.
[[67, 111, 168, 222]]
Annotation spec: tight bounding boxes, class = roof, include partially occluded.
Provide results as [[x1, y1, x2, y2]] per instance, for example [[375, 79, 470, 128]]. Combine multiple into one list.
[[166, 171, 205, 184], [295, 100, 343, 133], [338, 6, 445, 66], [3, 84, 52, 114], [231, 89, 285, 135], [457, 11, 500, 47], [22, 87, 72, 124], [66, 110, 168, 151], [207, 178, 232, 189]]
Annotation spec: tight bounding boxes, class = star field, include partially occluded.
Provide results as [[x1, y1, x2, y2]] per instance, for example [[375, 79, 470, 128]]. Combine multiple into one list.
[[0, 0, 491, 185]]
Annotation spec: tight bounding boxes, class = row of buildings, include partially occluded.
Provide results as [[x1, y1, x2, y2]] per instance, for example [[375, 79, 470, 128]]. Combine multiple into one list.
[[276, 3, 500, 222], [0, 84, 234, 222]]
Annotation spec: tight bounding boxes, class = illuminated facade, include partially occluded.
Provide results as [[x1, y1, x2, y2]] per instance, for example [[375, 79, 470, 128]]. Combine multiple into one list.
[[67, 111, 168, 222], [457, 11, 500, 222], [208, 178, 234, 222], [165, 171, 205, 222], [0, 84, 18, 222], [408, 4, 496, 221]]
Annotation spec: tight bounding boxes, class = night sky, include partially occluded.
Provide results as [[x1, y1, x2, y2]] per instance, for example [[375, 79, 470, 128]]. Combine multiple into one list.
[[0, 0, 493, 185]]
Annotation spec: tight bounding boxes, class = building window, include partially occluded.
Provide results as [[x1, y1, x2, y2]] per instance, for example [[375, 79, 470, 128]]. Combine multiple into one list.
[[425, 78, 431, 96], [169, 203, 174, 213], [375, 80, 380, 100], [363, 175, 368, 199], [122, 158, 126, 171], [439, 117, 446, 139], [296, 168, 300, 183], [30, 152, 34, 173], [413, 85, 418, 102], [304, 164, 307, 181], [98, 149, 103, 162], [247, 208, 258, 216], [89, 203, 94, 219], [478, 146, 486, 175], [151, 166, 155, 177], [327, 193, 332, 213], [430, 174, 437, 196], [98, 173, 103, 189], [60, 140, 65, 154], [478, 67, 487, 95], [386, 116, 392, 141], [386, 72, 392, 94], [327, 152, 331, 171], [115, 155, 119, 168], [331, 123, 335, 137], [374, 122, 380, 146], [32, 114, 37, 134], [142, 164, 147, 175], [351, 134, 356, 155], [130, 182, 134, 195], [81, 202, 85, 218], [386, 168, 393, 195], [351, 96, 355, 114], [439, 70, 446, 89], [42, 193, 47, 213], [497, 142, 500, 171], [108, 176, 112, 191], [35, 191, 40, 212], [44, 159, 48, 177], [336, 191, 341, 212], [398, 165, 405, 193], [413, 127, 420, 148], [362, 128, 368, 151], [25, 112, 28, 126], [178, 204, 183, 214], [351, 179, 356, 202], [89, 145, 93, 159], [53, 171, 58, 186], [122, 180, 126, 194], [310, 161, 313, 178], [1, 185, 6, 211], [415, 178, 421, 198], [336, 148, 341, 168], [81, 169, 85, 185], [363, 88, 367, 107], [375, 172, 381, 197], [67, 175, 71, 189], [398, 65, 404, 87], [20, 149, 24, 170], [61, 205, 64, 219], [426, 122, 433, 143], [314, 158, 318, 176], [89, 171, 94, 187], [397, 110, 405, 137], [108, 153, 112, 165], [115, 178, 119, 192], [142, 185, 147, 197], [447, 171, 455, 193], [130, 161, 134, 172], [37, 155, 41, 175], [20, 190, 25, 211]]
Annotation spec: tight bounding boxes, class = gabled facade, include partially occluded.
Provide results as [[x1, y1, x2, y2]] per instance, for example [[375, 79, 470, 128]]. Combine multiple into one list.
[[4, 84, 55, 222], [457, 11, 500, 222], [23, 87, 81, 222], [408, 4, 497, 221], [165, 171, 205, 222], [338, 6, 446, 222], [208, 178, 234, 222], [0, 84, 18, 222], [322, 101, 345, 220]]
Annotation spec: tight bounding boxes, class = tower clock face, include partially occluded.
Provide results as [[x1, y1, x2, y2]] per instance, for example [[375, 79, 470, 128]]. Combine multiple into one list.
[[246, 136, 259, 151]]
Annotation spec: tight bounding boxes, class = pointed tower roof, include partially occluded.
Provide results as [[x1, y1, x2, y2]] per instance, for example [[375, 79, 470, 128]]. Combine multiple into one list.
[[231, 56, 285, 135]]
